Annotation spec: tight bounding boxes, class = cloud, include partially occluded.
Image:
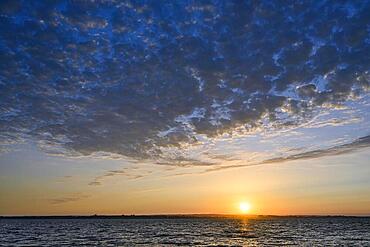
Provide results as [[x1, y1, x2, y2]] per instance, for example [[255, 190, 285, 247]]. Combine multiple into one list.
[[204, 135, 370, 172], [304, 117, 362, 129], [262, 135, 370, 164], [89, 169, 144, 186], [0, 1, 369, 165], [55, 175, 74, 183], [155, 158, 216, 168], [48, 193, 90, 205]]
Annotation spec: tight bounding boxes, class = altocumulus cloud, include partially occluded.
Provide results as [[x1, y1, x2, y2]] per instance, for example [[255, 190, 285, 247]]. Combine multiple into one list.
[[0, 1, 369, 166]]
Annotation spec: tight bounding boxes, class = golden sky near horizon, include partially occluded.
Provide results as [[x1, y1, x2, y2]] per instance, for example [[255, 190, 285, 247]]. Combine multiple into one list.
[[1, 147, 369, 216]]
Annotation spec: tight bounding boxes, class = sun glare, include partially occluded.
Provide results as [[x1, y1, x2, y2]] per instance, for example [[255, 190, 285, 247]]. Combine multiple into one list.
[[239, 202, 251, 214]]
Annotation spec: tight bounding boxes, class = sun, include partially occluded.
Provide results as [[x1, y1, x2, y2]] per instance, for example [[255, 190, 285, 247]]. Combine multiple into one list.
[[239, 202, 251, 214]]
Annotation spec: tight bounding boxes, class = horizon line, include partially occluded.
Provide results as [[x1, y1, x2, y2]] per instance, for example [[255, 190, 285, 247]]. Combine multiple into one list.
[[1, 213, 370, 218]]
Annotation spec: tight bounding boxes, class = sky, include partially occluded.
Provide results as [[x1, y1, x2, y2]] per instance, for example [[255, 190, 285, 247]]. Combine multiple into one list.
[[0, 0, 369, 216]]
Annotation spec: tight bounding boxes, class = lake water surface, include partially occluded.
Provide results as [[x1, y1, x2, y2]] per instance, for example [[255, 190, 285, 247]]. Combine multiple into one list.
[[1, 216, 369, 246]]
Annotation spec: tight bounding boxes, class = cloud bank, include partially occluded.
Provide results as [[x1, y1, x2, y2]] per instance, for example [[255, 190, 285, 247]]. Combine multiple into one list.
[[0, 1, 369, 164], [205, 135, 370, 172]]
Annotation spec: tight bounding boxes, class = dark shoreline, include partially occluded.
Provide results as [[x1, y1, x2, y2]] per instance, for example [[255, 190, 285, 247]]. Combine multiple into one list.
[[1, 214, 369, 219]]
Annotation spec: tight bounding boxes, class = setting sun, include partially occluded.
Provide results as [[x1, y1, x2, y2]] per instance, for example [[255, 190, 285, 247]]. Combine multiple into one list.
[[239, 202, 251, 214]]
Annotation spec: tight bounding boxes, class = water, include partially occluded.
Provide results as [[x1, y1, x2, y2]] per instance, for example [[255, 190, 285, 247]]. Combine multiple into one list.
[[1, 216, 369, 246]]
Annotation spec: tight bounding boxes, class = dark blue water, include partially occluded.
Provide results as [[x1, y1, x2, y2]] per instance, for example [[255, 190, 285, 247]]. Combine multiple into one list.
[[1, 216, 369, 246]]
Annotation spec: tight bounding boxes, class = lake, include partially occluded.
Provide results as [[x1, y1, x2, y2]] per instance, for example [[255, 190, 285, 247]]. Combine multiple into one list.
[[1, 216, 369, 246]]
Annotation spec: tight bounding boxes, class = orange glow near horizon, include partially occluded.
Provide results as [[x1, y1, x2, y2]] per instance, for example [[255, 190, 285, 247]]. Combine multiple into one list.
[[1, 149, 370, 216]]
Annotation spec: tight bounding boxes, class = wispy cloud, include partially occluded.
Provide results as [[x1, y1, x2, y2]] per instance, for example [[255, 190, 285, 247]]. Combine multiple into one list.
[[155, 158, 216, 168], [55, 175, 74, 183], [89, 169, 145, 186], [48, 194, 90, 205], [262, 135, 370, 165], [204, 135, 370, 172]]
